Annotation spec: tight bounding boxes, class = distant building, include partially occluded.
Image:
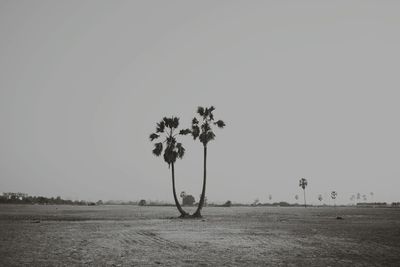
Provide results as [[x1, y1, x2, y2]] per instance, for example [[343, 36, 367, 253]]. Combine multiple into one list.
[[2, 192, 28, 200]]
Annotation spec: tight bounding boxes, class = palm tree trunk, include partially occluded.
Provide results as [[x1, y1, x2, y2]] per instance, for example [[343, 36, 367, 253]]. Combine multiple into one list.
[[193, 145, 207, 217], [303, 189, 306, 208], [171, 163, 188, 217]]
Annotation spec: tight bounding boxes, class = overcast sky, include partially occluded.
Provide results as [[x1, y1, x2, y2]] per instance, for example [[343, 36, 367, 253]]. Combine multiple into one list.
[[1, 1, 399, 204]]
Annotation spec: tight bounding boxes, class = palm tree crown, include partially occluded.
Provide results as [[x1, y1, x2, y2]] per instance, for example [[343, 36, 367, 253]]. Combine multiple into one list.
[[186, 106, 225, 146], [299, 178, 308, 208], [299, 178, 308, 189], [150, 117, 186, 167]]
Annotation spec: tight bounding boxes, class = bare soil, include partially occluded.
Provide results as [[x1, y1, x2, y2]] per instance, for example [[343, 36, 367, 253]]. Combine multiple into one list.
[[0, 204, 399, 266]]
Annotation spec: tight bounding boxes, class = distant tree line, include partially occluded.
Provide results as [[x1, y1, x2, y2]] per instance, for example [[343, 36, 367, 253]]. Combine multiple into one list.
[[0, 193, 99, 205], [2, 192, 398, 207]]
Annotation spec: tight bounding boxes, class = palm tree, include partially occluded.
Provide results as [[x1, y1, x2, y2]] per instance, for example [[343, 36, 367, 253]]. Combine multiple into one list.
[[149, 116, 189, 217], [331, 191, 337, 206], [299, 178, 308, 208], [318, 194, 323, 203], [331, 191, 338, 217], [185, 106, 225, 218]]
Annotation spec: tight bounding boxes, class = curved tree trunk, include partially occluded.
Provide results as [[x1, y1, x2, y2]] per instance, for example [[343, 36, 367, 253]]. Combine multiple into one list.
[[193, 145, 207, 217], [303, 189, 306, 208], [171, 163, 188, 217]]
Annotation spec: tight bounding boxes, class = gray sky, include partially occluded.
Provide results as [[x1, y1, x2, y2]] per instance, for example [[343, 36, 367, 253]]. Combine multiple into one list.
[[1, 1, 399, 204]]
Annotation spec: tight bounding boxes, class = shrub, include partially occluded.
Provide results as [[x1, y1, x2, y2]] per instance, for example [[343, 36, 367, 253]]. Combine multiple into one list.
[[223, 200, 232, 207], [182, 195, 195, 206]]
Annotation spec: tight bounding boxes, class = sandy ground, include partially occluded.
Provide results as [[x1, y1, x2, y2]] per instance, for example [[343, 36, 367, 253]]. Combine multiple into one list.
[[0, 205, 399, 266]]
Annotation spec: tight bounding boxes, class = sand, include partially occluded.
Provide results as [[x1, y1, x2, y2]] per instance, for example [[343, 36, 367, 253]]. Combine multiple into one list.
[[0, 204, 399, 266]]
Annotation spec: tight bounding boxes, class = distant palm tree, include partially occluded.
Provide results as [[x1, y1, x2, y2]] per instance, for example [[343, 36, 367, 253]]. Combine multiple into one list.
[[331, 191, 338, 217], [299, 178, 308, 208], [149, 117, 188, 217], [318, 194, 323, 203], [331, 191, 337, 206], [185, 106, 225, 218]]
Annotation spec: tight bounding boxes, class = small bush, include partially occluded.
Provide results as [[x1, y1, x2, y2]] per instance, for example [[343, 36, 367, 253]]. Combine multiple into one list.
[[223, 200, 232, 207], [182, 195, 195, 206]]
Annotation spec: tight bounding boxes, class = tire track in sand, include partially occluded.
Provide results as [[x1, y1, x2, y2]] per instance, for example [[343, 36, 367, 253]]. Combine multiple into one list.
[[118, 230, 186, 250]]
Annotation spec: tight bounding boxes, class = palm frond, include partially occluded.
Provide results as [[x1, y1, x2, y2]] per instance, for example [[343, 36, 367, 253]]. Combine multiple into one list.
[[149, 133, 159, 141], [163, 146, 173, 165], [206, 131, 215, 143], [192, 117, 199, 125], [179, 129, 191, 135], [201, 122, 211, 132], [166, 135, 176, 145], [191, 125, 200, 139], [214, 120, 225, 128], [204, 107, 209, 118], [163, 146, 178, 166], [152, 142, 163, 156], [172, 117, 179, 128], [156, 121, 165, 133], [163, 117, 171, 128], [199, 132, 207, 144], [176, 143, 185, 158], [197, 106, 204, 116]]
